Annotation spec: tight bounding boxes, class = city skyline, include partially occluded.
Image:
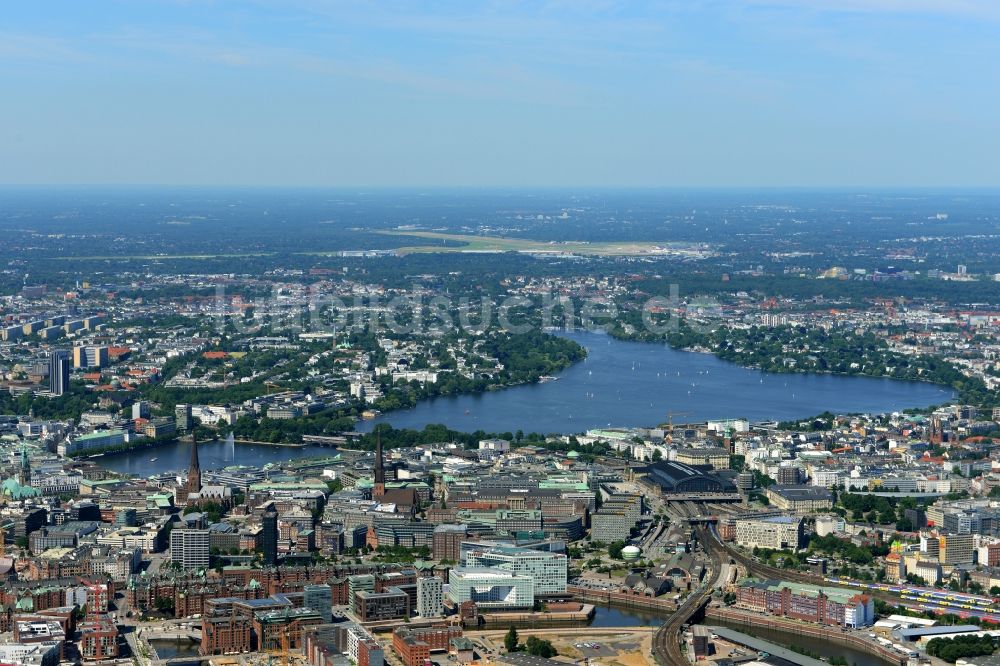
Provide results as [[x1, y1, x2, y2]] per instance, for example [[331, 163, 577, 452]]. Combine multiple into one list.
[[2, 4, 1000, 663]]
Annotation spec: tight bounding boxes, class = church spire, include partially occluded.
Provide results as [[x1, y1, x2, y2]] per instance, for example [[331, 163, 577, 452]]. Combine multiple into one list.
[[19, 445, 29, 487], [187, 433, 201, 496]]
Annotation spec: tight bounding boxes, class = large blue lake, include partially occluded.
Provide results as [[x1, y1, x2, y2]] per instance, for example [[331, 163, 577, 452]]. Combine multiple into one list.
[[99, 331, 951, 476], [358, 330, 953, 434]]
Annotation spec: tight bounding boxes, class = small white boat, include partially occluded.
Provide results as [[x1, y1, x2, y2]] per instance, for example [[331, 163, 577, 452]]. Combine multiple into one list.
[[149, 457, 158, 462]]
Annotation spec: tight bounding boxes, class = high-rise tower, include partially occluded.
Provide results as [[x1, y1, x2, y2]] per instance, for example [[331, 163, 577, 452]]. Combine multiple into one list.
[[261, 504, 278, 566], [49, 351, 70, 396]]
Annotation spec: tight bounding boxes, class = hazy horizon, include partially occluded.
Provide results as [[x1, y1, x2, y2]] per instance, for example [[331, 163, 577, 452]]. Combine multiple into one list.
[[4, 184, 1000, 193]]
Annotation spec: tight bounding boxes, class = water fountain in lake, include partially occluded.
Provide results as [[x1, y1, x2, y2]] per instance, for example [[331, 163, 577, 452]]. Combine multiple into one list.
[[224, 432, 235, 462]]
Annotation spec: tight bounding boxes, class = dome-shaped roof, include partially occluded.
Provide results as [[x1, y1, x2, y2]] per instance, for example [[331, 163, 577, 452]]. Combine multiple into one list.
[[1, 477, 40, 500]]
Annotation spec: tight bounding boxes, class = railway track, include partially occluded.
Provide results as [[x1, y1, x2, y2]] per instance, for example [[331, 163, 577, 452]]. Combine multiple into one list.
[[726, 545, 820, 585], [652, 504, 725, 665], [722, 543, 906, 605], [651, 502, 897, 664], [650, 499, 933, 665], [652, 525, 722, 665]]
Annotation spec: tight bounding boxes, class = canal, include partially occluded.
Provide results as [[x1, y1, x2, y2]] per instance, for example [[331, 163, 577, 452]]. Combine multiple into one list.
[[588, 606, 894, 666], [149, 638, 201, 661]]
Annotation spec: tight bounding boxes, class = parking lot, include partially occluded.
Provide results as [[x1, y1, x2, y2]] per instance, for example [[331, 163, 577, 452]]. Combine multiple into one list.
[[573, 639, 641, 659]]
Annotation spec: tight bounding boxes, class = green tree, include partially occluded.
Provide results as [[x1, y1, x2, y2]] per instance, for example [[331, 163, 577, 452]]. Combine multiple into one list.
[[504, 627, 519, 653], [926, 635, 997, 663], [154, 596, 175, 614], [525, 636, 557, 658]]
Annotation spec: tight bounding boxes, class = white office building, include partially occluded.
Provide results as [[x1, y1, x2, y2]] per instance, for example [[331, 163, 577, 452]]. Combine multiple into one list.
[[734, 515, 803, 550], [416, 576, 444, 618], [462, 545, 567, 595], [447, 567, 534, 610], [169, 528, 210, 569]]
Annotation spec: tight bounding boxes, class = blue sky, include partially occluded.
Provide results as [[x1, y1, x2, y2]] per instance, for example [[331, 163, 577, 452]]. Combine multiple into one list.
[[2, 1, 998, 187]]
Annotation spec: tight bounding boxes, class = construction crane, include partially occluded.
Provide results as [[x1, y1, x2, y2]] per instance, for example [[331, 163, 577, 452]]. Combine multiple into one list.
[[265, 381, 282, 395], [266, 621, 292, 666], [664, 410, 691, 440]]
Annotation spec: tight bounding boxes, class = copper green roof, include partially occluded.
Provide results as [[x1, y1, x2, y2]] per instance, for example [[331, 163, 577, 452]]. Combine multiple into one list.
[[1, 478, 40, 500], [248, 481, 328, 491]]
